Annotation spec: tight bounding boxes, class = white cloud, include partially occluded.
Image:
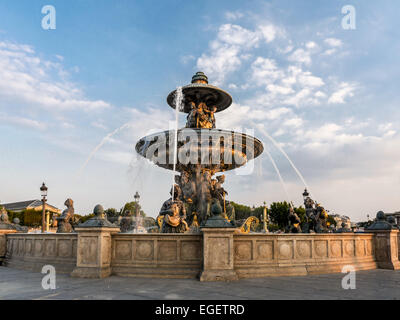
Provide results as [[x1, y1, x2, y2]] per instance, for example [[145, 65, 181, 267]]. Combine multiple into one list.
[[328, 82, 356, 104], [288, 48, 311, 65], [0, 112, 46, 130], [324, 38, 343, 47], [225, 11, 244, 21], [0, 41, 111, 113], [197, 23, 283, 85]]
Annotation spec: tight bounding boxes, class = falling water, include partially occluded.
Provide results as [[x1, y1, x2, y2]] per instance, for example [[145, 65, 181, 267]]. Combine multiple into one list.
[[253, 123, 314, 198], [264, 146, 291, 201], [171, 87, 183, 201], [78, 122, 133, 176]]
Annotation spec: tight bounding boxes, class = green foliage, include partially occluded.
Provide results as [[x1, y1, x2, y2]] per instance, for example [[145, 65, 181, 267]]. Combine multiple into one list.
[[7, 211, 25, 224], [21, 209, 42, 227], [105, 208, 118, 217], [230, 202, 264, 220], [267, 223, 280, 232], [268, 201, 291, 228], [79, 214, 95, 223], [268, 202, 307, 230], [230, 202, 252, 220], [121, 202, 146, 217]]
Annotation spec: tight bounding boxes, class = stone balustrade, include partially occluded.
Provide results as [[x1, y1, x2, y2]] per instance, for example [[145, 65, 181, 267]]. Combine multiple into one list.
[[4, 233, 77, 273], [111, 234, 202, 278], [2, 229, 399, 281], [233, 233, 377, 278]]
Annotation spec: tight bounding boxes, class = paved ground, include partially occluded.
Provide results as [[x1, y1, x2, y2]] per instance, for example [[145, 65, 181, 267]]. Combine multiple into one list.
[[0, 267, 399, 300]]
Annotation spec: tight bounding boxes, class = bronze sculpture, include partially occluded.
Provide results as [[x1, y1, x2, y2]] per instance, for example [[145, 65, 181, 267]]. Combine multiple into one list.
[[136, 72, 264, 232], [302, 191, 329, 233], [57, 198, 75, 233], [287, 206, 302, 233]]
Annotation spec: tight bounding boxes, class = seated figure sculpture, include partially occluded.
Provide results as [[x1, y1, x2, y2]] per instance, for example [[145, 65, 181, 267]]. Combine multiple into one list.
[[186, 101, 215, 129], [57, 198, 75, 233], [161, 202, 189, 233]]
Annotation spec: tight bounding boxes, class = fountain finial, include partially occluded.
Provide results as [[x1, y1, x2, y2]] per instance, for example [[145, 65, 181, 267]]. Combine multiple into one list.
[[191, 71, 208, 84]]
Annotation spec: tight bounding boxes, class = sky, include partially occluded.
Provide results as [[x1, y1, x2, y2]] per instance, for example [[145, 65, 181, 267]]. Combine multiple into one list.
[[0, 0, 399, 222]]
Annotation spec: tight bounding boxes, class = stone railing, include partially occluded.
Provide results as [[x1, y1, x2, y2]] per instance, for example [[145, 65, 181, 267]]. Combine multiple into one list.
[[111, 234, 202, 278], [4, 233, 77, 273], [233, 233, 377, 278], [2, 228, 399, 281]]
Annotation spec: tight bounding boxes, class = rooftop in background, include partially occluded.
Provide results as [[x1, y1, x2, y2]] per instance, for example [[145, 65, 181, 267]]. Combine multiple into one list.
[[0, 200, 61, 214]]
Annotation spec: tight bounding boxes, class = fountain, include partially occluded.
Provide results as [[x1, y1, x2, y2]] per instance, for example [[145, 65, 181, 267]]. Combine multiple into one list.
[[135, 72, 264, 232]]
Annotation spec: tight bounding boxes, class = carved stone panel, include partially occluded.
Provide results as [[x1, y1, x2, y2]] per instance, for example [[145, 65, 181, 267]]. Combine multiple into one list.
[[330, 240, 342, 258], [256, 240, 273, 261], [296, 240, 312, 259], [18, 239, 24, 256], [278, 240, 293, 260], [102, 236, 111, 265], [44, 239, 57, 257], [355, 239, 365, 256], [180, 240, 201, 261], [115, 240, 132, 260], [34, 239, 44, 257], [314, 240, 328, 258], [25, 239, 33, 256], [207, 237, 230, 269], [158, 241, 177, 261], [375, 237, 388, 261], [58, 239, 72, 257], [234, 241, 252, 261], [80, 236, 98, 265], [135, 240, 154, 260], [344, 240, 355, 257], [366, 239, 373, 256]]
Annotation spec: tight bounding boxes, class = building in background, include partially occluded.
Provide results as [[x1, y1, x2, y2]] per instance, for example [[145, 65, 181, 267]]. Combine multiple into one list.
[[1, 200, 60, 214]]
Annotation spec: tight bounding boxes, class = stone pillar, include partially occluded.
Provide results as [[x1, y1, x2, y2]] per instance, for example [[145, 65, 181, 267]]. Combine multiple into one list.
[[200, 228, 238, 281], [0, 234, 6, 264], [71, 205, 120, 278], [371, 230, 400, 270]]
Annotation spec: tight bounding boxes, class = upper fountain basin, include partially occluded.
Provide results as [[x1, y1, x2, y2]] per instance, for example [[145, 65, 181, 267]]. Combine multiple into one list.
[[167, 83, 232, 113]]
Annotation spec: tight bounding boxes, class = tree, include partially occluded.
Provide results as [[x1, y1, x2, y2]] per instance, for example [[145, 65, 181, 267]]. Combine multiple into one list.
[[268, 201, 291, 229], [121, 202, 146, 217], [105, 208, 118, 218]]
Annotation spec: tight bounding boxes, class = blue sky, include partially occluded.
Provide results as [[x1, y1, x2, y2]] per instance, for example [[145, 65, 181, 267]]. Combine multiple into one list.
[[0, 0, 399, 221]]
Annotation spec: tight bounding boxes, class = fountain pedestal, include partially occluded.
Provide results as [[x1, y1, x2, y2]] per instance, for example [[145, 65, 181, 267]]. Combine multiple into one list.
[[71, 205, 120, 278], [200, 228, 238, 282], [369, 230, 400, 270]]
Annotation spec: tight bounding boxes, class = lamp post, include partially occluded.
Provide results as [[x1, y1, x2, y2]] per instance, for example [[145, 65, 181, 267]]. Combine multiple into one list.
[[302, 188, 309, 202], [134, 191, 140, 233], [263, 201, 268, 233], [40, 182, 48, 233]]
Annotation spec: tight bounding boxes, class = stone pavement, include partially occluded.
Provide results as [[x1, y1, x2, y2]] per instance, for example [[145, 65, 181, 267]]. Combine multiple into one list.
[[0, 266, 399, 300]]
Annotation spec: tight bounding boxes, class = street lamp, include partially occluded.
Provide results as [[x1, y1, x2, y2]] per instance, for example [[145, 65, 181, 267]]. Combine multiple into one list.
[[302, 188, 309, 201], [40, 182, 48, 233], [263, 201, 268, 233], [134, 191, 140, 203]]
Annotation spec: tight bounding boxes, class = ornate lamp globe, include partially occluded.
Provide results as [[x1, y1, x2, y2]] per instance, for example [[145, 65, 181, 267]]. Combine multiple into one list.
[[40, 182, 48, 198], [134, 191, 140, 202], [302, 188, 309, 201]]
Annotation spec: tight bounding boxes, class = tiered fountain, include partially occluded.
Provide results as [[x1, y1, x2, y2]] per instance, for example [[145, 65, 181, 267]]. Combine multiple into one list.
[[135, 72, 264, 232]]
